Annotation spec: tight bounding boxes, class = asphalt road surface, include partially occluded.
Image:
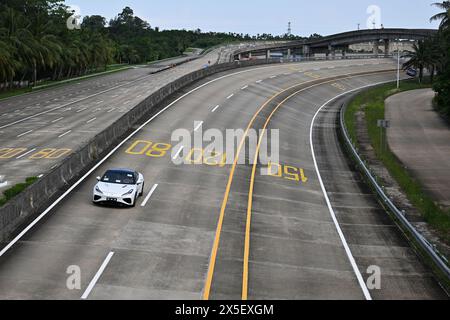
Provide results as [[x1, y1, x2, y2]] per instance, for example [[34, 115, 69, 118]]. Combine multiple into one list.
[[314, 94, 446, 300], [0, 59, 390, 188], [386, 89, 450, 208], [0, 59, 446, 300], [0, 43, 267, 188]]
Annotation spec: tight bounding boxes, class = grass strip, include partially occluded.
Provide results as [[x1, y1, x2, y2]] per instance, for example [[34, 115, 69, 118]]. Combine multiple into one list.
[[344, 79, 450, 242], [0, 177, 38, 207]]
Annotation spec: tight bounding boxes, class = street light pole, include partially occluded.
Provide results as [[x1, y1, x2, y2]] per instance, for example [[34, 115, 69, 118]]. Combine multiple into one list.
[[397, 40, 400, 89]]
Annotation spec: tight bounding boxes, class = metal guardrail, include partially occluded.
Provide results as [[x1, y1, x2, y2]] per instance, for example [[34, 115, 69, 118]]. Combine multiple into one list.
[[339, 97, 450, 280]]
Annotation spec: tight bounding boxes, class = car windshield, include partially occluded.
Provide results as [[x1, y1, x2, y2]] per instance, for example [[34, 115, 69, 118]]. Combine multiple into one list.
[[101, 171, 136, 185]]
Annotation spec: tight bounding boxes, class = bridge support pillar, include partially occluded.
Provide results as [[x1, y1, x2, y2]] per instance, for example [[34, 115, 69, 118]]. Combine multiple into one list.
[[249, 52, 252, 59], [267, 50, 271, 60], [287, 48, 292, 61], [373, 40, 379, 57], [238, 53, 242, 61], [327, 44, 335, 60], [302, 45, 310, 57], [384, 39, 390, 57]]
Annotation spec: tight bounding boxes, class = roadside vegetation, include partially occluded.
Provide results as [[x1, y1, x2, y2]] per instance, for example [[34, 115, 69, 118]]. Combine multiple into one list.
[[0, 177, 39, 207], [0, 0, 311, 93], [404, 1, 450, 121], [343, 1, 450, 242], [345, 79, 450, 242]]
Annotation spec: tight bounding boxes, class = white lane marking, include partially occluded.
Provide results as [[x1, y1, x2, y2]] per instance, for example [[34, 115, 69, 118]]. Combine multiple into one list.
[[270, 75, 277, 79], [141, 184, 158, 207], [328, 66, 335, 69], [58, 130, 72, 138], [309, 80, 395, 301], [96, 100, 104, 105], [226, 94, 234, 100], [17, 130, 33, 138], [86, 117, 97, 124], [76, 108, 87, 113], [0, 181, 8, 188], [111, 95, 119, 98], [211, 105, 220, 113], [107, 108, 116, 113], [194, 121, 203, 132], [0, 63, 308, 258], [256, 80, 263, 83], [51, 117, 64, 123], [0, 70, 161, 130], [16, 148, 37, 159], [172, 146, 184, 160], [241, 85, 248, 90], [123, 100, 131, 105], [37, 174, 44, 178], [81, 251, 114, 300]]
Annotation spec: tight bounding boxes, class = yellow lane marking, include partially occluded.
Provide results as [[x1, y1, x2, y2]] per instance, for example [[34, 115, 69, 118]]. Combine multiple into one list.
[[243, 86, 310, 300], [241, 70, 396, 300], [203, 81, 313, 300], [203, 69, 396, 300]]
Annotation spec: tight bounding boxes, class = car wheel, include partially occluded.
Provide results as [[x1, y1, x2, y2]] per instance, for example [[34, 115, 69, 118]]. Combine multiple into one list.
[[140, 183, 145, 197]]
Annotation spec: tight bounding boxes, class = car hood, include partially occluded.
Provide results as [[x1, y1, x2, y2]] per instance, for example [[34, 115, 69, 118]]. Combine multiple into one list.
[[96, 182, 136, 196]]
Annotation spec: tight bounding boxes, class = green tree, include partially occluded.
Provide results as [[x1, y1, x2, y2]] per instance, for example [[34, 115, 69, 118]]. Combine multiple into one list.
[[430, 1, 450, 29], [431, 2, 450, 120], [402, 41, 429, 83]]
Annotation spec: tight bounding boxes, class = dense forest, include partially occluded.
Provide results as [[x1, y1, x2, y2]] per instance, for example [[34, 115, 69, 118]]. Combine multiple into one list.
[[0, 0, 306, 89]]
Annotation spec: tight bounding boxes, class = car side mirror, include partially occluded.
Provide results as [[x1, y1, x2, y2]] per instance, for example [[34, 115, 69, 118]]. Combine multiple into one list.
[[96, 176, 101, 181]]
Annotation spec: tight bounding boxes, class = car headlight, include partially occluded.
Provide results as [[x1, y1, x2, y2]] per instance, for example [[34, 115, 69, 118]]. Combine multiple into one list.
[[95, 186, 103, 194], [122, 189, 134, 197]]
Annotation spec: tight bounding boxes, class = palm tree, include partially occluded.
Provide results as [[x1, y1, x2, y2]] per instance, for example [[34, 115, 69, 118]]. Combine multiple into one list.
[[0, 40, 16, 86], [402, 41, 429, 83], [430, 1, 450, 29], [0, 7, 36, 87], [29, 13, 62, 85], [423, 37, 441, 83]]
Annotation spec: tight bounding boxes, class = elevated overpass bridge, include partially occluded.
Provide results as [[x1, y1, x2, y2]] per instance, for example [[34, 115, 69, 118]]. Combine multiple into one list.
[[234, 28, 438, 60]]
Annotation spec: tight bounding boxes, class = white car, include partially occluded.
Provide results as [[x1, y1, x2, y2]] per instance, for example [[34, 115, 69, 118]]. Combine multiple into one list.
[[93, 169, 145, 207]]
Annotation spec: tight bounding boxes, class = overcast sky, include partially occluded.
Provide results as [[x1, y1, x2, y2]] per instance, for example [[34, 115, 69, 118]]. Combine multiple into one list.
[[68, 0, 442, 36]]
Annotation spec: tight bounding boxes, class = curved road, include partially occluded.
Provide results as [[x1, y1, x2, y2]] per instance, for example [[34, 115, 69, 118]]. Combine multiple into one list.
[[0, 59, 446, 299], [386, 89, 450, 208], [0, 55, 384, 188], [0, 43, 268, 187]]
